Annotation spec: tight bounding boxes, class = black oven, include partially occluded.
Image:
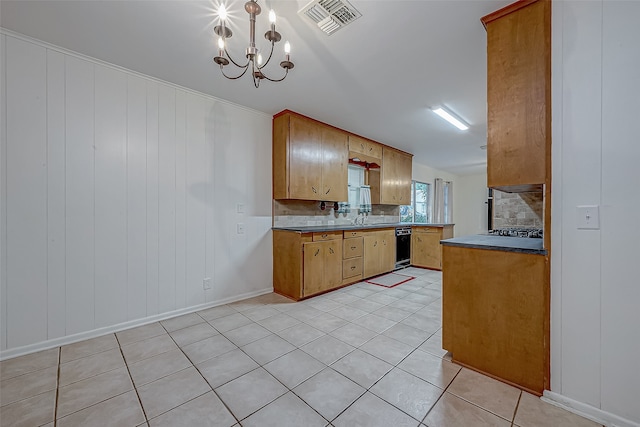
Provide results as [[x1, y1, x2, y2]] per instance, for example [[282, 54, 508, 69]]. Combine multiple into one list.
[[395, 226, 411, 269]]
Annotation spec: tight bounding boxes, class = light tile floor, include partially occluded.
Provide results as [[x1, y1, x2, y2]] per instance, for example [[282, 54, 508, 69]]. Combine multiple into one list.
[[0, 267, 603, 427]]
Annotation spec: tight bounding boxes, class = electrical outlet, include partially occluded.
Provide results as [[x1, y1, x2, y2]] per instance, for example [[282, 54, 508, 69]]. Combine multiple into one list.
[[237, 223, 245, 234], [203, 278, 212, 290]]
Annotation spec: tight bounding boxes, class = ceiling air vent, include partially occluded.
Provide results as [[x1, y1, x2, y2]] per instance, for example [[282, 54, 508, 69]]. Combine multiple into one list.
[[299, 0, 362, 36]]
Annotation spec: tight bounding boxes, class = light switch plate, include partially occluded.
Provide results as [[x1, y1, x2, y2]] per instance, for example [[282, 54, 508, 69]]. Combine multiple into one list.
[[576, 205, 600, 229], [237, 203, 245, 214], [203, 278, 212, 290]]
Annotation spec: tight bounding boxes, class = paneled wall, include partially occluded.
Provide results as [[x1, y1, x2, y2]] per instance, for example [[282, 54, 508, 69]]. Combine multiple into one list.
[[0, 33, 273, 356], [550, 1, 640, 425]]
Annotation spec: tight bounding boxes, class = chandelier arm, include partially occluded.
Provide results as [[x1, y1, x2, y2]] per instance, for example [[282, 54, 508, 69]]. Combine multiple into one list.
[[223, 46, 250, 69], [257, 42, 276, 70], [220, 65, 250, 80], [258, 68, 289, 83]]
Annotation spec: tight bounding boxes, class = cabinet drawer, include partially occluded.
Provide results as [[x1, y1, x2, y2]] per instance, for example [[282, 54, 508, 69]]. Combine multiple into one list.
[[343, 257, 363, 279], [312, 231, 342, 241], [344, 230, 364, 239], [413, 228, 442, 235], [343, 237, 363, 259]]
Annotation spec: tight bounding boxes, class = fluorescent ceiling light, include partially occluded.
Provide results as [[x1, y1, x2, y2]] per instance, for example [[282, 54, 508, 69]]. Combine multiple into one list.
[[431, 107, 469, 131]]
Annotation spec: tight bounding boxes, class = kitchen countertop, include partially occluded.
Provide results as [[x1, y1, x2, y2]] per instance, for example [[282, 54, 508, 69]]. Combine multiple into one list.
[[440, 234, 546, 255], [272, 223, 454, 232]]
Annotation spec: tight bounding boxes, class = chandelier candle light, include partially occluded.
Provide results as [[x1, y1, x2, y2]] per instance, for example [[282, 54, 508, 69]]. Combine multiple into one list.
[[214, 1, 294, 87]]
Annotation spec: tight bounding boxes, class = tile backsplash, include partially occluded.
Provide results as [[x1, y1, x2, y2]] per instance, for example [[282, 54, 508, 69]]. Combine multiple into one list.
[[493, 190, 543, 228], [273, 200, 400, 227]]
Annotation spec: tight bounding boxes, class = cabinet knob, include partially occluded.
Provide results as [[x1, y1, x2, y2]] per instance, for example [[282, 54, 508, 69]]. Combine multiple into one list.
[[325, 188, 331, 195], [329, 248, 335, 254], [322, 234, 328, 238], [374, 241, 378, 247], [351, 266, 356, 270], [312, 186, 318, 194], [314, 249, 320, 257], [351, 246, 356, 250], [360, 143, 365, 149]]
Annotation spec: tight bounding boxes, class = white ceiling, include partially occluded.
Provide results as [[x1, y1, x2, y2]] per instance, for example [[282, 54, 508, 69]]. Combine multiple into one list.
[[0, 0, 512, 175]]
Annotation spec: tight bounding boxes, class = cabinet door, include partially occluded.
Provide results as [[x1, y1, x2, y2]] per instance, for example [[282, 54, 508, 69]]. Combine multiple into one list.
[[380, 147, 399, 204], [485, 0, 549, 191], [303, 242, 326, 296], [412, 230, 443, 270], [324, 239, 343, 288], [363, 233, 381, 278], [321, 126, 348, 201], [396, 152, 412, 205], [380, 230, 396, 273], [289, 115, 322, 200]]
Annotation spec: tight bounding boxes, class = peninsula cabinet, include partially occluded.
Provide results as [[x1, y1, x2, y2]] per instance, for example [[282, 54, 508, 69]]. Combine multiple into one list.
[[363, 229, 396, 278], [442, 245, 548, 394], [483, 0, 550, 192], [273, 112, 348, 201], [411, 225, 454, 270]]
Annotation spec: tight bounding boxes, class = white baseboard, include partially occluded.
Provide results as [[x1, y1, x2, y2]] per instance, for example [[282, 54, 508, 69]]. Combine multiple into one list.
[[0, 287, 273, 361], [543, 391, 640, 427]]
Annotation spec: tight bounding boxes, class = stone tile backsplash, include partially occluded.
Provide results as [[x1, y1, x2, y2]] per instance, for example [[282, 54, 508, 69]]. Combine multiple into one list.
[[493, 190, 543, 228], [273, 200, 400, 227]]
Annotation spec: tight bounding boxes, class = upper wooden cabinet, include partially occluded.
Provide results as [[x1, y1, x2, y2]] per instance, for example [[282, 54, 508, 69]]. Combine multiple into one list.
[[349, 135, 382, 163], [483, 0, 550, 192], [273, 112, 348, 201], [379, 147, 412, 205]]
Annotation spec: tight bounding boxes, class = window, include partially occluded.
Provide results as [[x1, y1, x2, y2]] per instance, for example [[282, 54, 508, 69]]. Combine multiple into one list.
[[400, 181, 431, 223], [347, 165, 365, 209], [434, 178, 453, 223]]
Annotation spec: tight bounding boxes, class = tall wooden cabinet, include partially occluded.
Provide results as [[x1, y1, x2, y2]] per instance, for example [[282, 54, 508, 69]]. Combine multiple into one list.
[[273, 112, 348, 201], [483, 0, 550, 192]]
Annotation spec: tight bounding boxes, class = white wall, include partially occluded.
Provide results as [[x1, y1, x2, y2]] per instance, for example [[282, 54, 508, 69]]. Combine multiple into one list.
[[0, 32, 273, 357], [413, 162, 487, 237], [550, 1, 640, 425], [454, 172, 488, 237]]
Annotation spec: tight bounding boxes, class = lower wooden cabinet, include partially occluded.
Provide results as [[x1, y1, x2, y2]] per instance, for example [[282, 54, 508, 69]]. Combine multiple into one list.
[[363, 229, 395, 278], [342, 235, 363, 284], [442, 245, 549, 394], [273, 226, 448, 301], [411, 225, 454, 270], [303, 239, 342, 296]]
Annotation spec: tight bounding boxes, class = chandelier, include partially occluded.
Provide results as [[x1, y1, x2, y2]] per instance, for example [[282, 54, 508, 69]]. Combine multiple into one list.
[[213, 1, 294, 88]]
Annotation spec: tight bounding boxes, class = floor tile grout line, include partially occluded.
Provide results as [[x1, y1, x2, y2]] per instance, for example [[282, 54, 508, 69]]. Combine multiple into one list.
[[114, 333, 150, 423], [53, 346, 60, 427], [159, 321, 242, 426], [439, 367, 518, 424], [511, 390, 523, 426]]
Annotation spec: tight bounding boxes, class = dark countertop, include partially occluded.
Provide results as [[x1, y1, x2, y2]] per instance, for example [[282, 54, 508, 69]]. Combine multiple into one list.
[[441, 234, 547, 255], [272, 223, 454, 233]]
